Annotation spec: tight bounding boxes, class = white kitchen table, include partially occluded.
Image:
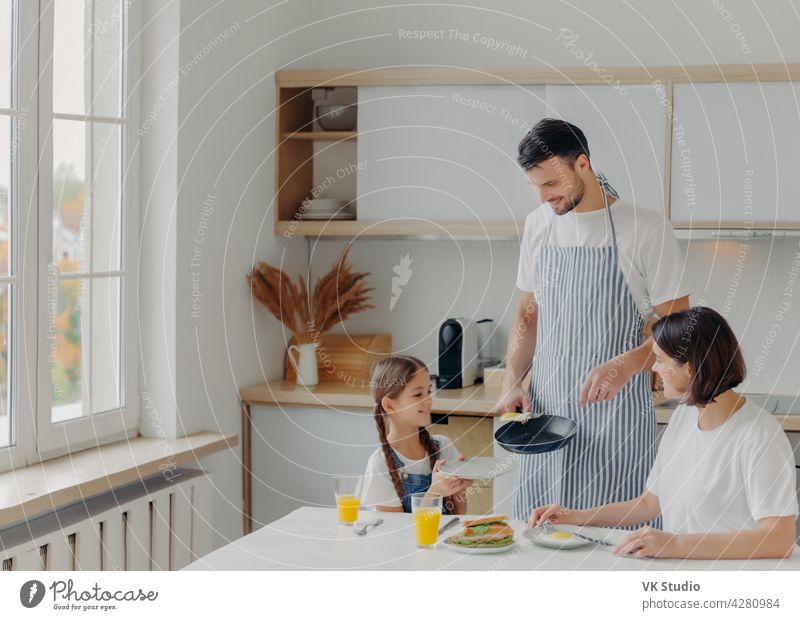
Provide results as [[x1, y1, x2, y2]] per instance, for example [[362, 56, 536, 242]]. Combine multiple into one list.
[[184, 507, 800, 571]]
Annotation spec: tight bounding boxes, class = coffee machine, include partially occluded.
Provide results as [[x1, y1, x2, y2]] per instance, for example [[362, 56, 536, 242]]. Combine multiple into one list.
[[436, 317, 478, 389]]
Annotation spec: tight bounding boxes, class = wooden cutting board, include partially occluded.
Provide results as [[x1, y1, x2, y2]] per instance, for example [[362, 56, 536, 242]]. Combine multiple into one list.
[[284, 333, 392, 387]]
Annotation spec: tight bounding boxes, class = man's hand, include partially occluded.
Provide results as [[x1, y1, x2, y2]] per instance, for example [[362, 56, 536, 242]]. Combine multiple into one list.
[[493, 384, 531, 414], [579, 355, 633, 406], [578, 296, 690, 408]]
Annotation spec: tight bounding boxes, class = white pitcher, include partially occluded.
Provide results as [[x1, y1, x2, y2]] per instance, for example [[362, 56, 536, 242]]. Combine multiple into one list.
[[287, 342, 319, 386]]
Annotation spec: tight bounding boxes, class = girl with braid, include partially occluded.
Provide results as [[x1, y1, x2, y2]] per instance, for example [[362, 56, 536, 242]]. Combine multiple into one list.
[[361, 356, 471, 514]]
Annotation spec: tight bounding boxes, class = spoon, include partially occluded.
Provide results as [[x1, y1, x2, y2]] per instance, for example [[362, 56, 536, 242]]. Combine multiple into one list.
[[354, 518, 384, 536]]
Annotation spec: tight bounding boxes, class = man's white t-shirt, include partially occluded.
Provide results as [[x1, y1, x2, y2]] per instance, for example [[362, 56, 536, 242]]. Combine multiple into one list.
[[516, 200, 688, 321], [646, 399, 799, 534], [360, 435, 459, 509]]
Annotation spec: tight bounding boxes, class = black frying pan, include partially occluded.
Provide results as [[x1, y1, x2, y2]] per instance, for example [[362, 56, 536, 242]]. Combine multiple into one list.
[[494, 409, 578, 455]]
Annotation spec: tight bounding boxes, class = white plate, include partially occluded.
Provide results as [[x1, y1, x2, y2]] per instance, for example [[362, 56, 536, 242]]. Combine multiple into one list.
[[523, 524, 630, 549], [523, 527, 592, 550], [441, 540, 517, 555], [303, 199, 348, 209], [302, 208, 354, 214], [438, 456, 515, 480]]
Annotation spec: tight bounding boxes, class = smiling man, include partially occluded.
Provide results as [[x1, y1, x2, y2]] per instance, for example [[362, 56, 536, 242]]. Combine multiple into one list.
[[494, 118, 690, 522]]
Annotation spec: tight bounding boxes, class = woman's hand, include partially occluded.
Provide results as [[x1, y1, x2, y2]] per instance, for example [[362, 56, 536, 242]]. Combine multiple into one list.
[[528, 503, 581, 528], [429, 459, 472, 497], [613, 526, 678, 558]]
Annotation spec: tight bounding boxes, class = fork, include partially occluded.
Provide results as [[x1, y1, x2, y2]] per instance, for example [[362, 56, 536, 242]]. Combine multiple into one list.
[[354, 518, 384, 536], [539, 519, 555, 535]]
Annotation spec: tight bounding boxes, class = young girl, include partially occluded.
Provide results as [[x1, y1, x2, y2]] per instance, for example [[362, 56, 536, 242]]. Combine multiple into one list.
[[361, 356, 472, 514], [528, 306, 798, 559]]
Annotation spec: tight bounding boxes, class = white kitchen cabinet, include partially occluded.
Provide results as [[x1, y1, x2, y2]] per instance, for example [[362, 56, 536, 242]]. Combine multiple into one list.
[[357, 85, 546, 224], [670, 81, 800, 228], [544, 85, 667, 212], [357, 84, 667, 224]]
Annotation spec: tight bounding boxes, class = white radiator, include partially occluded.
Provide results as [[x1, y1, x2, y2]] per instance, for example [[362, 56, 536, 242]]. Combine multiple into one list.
[[0, 468, 212, 571]]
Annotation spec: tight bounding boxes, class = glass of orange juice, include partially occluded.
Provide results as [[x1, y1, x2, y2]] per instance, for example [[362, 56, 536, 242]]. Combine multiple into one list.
[[411, 492, 442, 548], [334, 475, 362, 525]]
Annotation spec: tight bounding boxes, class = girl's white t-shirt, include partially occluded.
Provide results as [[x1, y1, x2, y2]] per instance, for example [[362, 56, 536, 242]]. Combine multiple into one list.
[[516, 200, 688, 321], [646, 399, 799, 534], [360, 435, 459, 509]]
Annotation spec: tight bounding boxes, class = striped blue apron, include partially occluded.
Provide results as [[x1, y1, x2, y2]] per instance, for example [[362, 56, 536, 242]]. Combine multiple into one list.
[[511, 188, 658, 526]]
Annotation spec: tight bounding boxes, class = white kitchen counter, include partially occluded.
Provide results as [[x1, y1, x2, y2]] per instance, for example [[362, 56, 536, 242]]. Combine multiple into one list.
[[184, 507, 800, 571]]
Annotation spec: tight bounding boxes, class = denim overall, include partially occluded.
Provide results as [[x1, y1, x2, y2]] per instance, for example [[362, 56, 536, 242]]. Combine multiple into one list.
[[390, 441, 452, 515]]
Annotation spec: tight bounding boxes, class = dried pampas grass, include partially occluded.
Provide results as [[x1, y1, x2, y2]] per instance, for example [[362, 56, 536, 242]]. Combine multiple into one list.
[[246, 244, 373, 343]]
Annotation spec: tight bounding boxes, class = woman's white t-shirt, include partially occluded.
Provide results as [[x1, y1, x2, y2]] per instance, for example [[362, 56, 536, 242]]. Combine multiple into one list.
[[516, 200, 688, 321], [646, 399, 799, 534], [360, 435, 459, 509]]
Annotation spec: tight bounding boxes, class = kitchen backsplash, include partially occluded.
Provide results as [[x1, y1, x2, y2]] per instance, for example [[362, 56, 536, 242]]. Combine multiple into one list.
[[309, 237, 800, 397]]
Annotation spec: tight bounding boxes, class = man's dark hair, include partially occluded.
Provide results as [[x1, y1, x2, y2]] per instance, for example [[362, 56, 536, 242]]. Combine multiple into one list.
[[517, 118, 590, 170], [652, 306, 746, 407]]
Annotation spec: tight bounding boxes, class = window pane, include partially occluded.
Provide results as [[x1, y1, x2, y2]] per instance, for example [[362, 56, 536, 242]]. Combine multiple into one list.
[[53, 0, 87, 115], [91, 276, 120, 413], [92, 0, 123, 117], [0, 116, 8, 276], [53, 119, 89, 273], [51, 277, 88, 422], [0, 284, 9, 448], [53, 0, 122, 117], [0, 0, 11, 109], [91, 122, 120, 271]]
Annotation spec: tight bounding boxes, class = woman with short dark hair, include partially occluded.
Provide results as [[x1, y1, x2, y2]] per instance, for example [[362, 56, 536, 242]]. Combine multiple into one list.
[[527, 306, 798, 559]]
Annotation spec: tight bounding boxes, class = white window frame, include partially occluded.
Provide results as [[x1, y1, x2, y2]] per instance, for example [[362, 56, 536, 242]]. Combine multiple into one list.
[[0, 0, 140, 469], [0, 0, 36, 474]]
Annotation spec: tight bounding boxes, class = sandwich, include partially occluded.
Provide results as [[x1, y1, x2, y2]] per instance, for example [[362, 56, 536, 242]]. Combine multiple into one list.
[[445, 515, 514, 548]]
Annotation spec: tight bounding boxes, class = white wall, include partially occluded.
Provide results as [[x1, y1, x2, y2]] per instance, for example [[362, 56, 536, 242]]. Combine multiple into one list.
[[137, 0, 311, 548], [137, 0, 800, 546]]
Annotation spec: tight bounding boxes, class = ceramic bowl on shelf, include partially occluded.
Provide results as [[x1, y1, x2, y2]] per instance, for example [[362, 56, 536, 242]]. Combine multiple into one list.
[[315, 104, 357, 131]]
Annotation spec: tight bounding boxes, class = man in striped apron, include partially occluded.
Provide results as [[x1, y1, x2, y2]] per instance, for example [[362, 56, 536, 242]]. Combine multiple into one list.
[[496, 118, 689, 523]]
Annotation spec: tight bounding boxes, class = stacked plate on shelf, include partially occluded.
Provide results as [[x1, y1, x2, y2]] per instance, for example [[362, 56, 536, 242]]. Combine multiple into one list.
[[298, 198, 356, 220]]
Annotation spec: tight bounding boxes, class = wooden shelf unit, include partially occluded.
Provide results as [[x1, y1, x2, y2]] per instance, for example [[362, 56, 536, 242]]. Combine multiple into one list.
[[275, 87, 315, 224]]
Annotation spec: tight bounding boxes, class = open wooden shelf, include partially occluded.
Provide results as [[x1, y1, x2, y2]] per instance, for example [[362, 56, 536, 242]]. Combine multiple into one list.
[[275, 219, 524, 239], [282, 131, 356, 141]]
